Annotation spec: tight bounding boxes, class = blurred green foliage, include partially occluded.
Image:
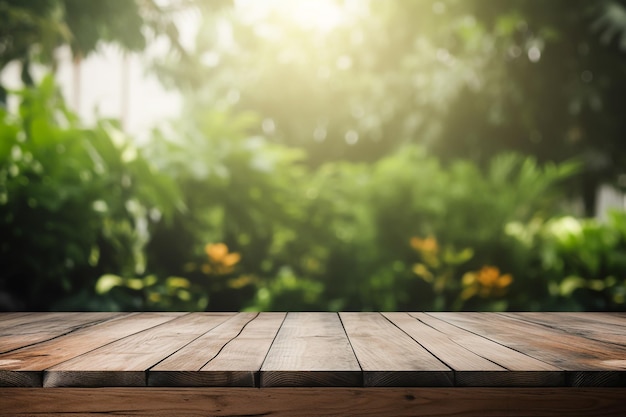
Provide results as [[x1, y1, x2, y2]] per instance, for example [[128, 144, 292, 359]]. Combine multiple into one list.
[[506, 212, 626, 311], [0, 76, 179, 310], [2, 73, 625, 312], [1, 0, 626, 312], [155, 0, 626, 214]]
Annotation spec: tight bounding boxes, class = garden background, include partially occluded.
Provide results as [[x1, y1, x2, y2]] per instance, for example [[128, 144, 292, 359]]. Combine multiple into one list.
[[2, 0, 626, 312]]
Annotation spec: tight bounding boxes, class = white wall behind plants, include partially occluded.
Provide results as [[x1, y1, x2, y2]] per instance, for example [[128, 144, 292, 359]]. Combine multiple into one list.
[[596, 183, 626, 222], [1, 44, 182, 144]]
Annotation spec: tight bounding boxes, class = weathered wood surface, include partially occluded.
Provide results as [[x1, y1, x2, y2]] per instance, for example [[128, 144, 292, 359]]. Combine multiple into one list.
[[261, 312, 361, 386], [150, 312, 285, 387], [386, 312, 563, 387], [0, 312, 180, 387], [0, 312, 625, 388], [340, 312, 453, 386], [431, 312, 626, 386], [0, 312, 123, 354], [2, 387, 626, 417], [45, 313, 230, 387]]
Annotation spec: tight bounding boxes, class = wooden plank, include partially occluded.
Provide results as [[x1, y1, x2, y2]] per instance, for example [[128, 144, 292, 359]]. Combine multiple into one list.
[[385, 312, 506, 373], [150, 313, 259, 372], [0, 313, 36, 330], [0, 312, 181, 387], [431, 313, 626, 387], [148, 313, 266, 387], [2, 387, 626, 416], [261, 312, 361, 387], [499, 312, 626, 346], [199, 312, 285, 386], [408, 312, 563, 387], [0, 312, 122, 354], [385, 312, 562, 387], [150, 312, 285, 387], [44, 313, 232, 387], [563, 312, 626, 328], [339, 312, 452, 386]]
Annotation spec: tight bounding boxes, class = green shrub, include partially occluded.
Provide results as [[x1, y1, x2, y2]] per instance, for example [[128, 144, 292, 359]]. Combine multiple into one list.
[[507, 211, 626, 311], [2, 77, 590, 312], [0, 76, 178, 310]]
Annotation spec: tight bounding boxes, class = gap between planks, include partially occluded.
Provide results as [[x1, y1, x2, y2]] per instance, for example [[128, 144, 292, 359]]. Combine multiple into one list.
[[43, 313, 234, 387], [427, 312, 626, 387]]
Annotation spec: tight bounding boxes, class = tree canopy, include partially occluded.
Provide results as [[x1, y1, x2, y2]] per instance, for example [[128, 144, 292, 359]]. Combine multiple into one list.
[[153, 0, 626, 212]]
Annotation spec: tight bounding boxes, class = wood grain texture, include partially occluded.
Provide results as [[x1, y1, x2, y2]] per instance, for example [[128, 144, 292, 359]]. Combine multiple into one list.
[[385, 312, 506, 371], [2, 387, 625, 416], [148, 313, 266, 387], [44, 313, 231, 387], [562, 312, 626, 328], [499, 312, 626, 346], [1, 313, 175, 372], [408, 312, 564, 386], [385, 312, 562, 387], [150, 313, 257, 371], [340, 312, 452, 386], [2, 312, 626, 393], [0, 315, 147, 387], [431, 312, 626, 386], [261, 312, 361, 387], [198, 312, 285, 386], [0, 312, 122, 354], [0, 313, 35, 330], [150, 312, 285, 387]]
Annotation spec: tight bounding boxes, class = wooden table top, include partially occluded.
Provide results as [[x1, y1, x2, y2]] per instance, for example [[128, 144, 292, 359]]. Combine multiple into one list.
[[1, 312, 625, 388]]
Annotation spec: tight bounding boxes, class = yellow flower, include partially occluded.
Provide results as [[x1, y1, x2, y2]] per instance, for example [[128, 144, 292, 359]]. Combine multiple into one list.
[[412, 263, 434, 282], [228, 274, 256, 289], [410, 236, 439, 254], [202, 243, 241, 275], [410, 235, 440, 268], [462, 265, 513, 299]]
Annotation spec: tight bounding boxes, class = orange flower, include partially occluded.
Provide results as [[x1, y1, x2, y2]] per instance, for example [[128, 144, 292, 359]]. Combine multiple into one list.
[[462, 266, 513, 299], [202, 243, 241, 275], [410, 235, 440, 268]]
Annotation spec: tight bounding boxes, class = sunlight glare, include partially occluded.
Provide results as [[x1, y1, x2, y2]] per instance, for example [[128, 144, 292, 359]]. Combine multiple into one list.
[[235, 0, 347, 33]]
